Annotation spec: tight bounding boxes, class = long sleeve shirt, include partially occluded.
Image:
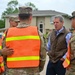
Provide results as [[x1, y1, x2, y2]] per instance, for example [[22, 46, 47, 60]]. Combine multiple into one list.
[[47, 27, 72, 59]]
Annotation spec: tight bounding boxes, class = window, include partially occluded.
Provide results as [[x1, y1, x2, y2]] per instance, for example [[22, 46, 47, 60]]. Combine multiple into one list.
[[38, 23, 44, 33], [50, 16, 54, 24]]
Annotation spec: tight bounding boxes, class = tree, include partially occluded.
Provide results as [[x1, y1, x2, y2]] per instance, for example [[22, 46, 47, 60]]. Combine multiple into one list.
[[0, 20, 5, 28], [1, 1, 38, 28], [25, 2, 38, 10], [7, 0, 19, 13], [1, 0, 19, 28], [2, 0, 19, 19], [2, 1, 38, 18]]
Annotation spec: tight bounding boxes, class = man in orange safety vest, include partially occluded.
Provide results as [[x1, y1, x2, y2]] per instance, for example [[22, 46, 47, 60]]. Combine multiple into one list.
[[63, 11, 75, 75], [0, 6, 46, 75]]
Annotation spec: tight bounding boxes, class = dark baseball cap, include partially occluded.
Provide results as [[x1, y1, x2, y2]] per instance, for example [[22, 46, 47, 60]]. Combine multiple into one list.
[[70, 11, 75, 19]]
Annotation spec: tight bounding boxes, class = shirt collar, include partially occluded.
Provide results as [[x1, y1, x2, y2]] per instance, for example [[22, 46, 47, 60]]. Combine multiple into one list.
[[56, 27, 64, 33]]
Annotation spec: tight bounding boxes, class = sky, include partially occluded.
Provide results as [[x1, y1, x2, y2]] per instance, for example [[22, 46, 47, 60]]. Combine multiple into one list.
[[0, 0, 75, 19]]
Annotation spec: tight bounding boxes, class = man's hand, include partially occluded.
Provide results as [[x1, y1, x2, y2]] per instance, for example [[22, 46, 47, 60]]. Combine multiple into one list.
[[1, 47, 14, 56], [60, 58, 65, 61]]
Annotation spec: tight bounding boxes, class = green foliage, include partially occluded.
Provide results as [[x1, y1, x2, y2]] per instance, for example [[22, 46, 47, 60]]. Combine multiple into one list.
[[25, 2, 38, 10], [43, 32, 49, 45], [7, 0, 18, 7], [1, 0, 38, 19], [63, 14, 71, 19], [0, 20, 5, 28], [1, 0, 19, 19], [0, 0, 38, 28]]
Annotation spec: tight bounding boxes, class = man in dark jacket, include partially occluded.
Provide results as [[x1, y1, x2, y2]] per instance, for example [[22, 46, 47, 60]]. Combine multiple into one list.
[[46, 15, 71, 75]]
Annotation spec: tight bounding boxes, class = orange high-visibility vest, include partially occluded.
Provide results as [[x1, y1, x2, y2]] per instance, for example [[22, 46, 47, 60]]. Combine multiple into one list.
[[0, 56, 4, 73], [6, 26, 41, 68], [0, 39, 4, 73], [63, 42, 70, 68], [0, 38, 2, 50]]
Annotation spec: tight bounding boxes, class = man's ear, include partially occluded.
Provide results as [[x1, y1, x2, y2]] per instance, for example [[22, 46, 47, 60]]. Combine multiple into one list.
[[29, 16, 32, 21], [18, 17, 20, 21]]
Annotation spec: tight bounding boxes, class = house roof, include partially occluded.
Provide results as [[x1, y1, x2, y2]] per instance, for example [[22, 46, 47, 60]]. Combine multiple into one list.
[[4, 10, 71, 18], [32, 10, 68, 16]]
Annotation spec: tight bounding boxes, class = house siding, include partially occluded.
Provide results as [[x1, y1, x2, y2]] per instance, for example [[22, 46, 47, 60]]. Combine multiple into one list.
[[5, 16, 71, 34], [4, 10, 71, 34], [64, 18, 71, 30]]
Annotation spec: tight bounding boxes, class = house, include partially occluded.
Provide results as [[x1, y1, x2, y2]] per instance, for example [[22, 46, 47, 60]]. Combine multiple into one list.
[[4, 10, 71, 34]]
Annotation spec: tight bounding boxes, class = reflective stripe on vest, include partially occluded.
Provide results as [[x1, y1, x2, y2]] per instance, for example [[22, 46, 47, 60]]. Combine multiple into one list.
[[0, 33, 5, 72], [6, 35, 40, 41], [7, 56, 40, 61], [0, 39, 4, 72], [6, 26, 41, 68], [0, 46, 2, 49], [0, 39, 2, 49], [65, 58, 70, 65], [0, 56, 4, 73], [63, 42, 70, 68]]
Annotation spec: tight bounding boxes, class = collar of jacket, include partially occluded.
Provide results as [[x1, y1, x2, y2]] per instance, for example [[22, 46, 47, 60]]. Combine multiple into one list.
[[54, 26, 66, 35], [17, 22, 30, 28]]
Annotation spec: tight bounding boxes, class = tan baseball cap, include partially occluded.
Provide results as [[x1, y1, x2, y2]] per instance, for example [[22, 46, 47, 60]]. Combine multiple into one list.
[[9, 16, 20, 22], [19, 6, 32, 14]]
